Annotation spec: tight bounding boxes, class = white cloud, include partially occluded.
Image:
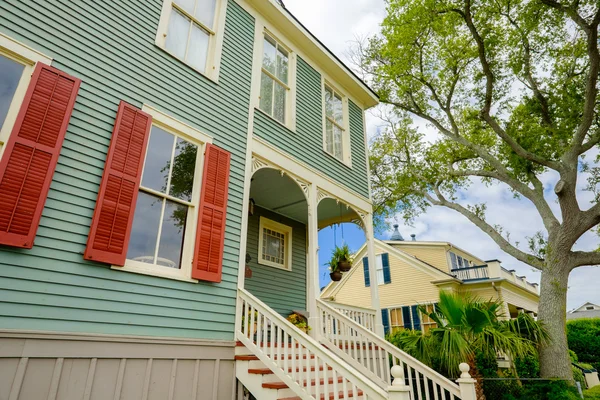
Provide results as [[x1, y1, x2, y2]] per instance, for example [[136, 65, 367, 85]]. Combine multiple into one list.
[[283, 0, 600, 310]]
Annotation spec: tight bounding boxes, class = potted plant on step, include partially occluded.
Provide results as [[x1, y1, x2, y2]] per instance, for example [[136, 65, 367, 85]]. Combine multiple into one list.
[[287, 313, 311, 333], [335, 244, 353, 272]]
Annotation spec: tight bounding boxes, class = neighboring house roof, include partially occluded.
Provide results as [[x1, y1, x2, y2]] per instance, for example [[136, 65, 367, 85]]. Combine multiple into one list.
[[320, 239, 457, 298], [567, 309, 600, 320], [382, 240, 485, 265], [571, 302, 600, 313]]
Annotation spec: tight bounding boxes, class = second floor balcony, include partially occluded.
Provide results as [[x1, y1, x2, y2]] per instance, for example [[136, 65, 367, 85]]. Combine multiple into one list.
[[451, 261, 539, 294]]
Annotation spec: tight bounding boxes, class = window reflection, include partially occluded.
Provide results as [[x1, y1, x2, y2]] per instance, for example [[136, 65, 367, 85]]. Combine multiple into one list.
[[0, 55, 25, 129]]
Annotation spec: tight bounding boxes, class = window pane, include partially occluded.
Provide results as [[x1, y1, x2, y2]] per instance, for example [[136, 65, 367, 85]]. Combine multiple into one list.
[[277, 47, 288, 84], [376, 254, 384, 285], [273, 83, 286, 124], [175, 0, 195, 15], [263, 228, 285, 265], [325, 86, 333, 118], [334, 125, 343, 160], [169, 138, 198, 202], [195, 0, 216, 29], [157, 200, 188, 269], [187, 23, 210, 72], [0, 55, 24, 129], [259, 72, 274, 116], [334, 93, 343, 124], [142, 126, 175, 194], [325, 120, 334, 154], [450, 252, 458, 269], [166, 9, 190, 61], [262, 35, 277, 74], [127, 192, 163, 264]]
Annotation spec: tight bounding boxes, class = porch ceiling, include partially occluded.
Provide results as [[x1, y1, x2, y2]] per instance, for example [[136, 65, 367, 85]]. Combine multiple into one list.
[[250, 168, 308, 223]]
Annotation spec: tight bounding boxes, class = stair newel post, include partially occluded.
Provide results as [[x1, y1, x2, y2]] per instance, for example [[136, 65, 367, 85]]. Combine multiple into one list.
[[388, 365, 411, 400], [456, 363, 477, 400]]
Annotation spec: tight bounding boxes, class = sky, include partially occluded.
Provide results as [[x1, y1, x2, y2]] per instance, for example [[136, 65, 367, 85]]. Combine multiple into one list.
[[283, 0, 600, 311]]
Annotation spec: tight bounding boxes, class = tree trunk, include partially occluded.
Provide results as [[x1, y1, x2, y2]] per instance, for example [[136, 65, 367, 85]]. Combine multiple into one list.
[[537, 260, 573, 381]]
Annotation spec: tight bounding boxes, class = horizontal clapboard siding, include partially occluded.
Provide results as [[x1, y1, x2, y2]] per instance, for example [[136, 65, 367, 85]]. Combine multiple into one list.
[[0, 0, 254, 340], [253, 57, 370, 198], [244, 207, 307, 316]]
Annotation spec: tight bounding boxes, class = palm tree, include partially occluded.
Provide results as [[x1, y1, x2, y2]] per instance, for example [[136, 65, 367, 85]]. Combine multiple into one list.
[[397, 291, 549, 399]]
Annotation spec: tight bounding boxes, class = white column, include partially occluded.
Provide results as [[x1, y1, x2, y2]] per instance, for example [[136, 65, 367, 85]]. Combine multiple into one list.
[[365, 212, 384, 337], [306, 183, 321, 339]]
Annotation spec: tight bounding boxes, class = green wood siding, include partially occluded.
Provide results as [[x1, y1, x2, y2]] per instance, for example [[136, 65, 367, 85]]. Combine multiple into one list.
[[0, 0, 254, 340], [253, 57, 370, 198], [244, 207, 307, 316]]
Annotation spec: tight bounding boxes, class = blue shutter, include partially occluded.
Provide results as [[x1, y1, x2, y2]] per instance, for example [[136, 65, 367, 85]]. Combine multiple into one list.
[[363, 257, 370, 287], [402, 306, 412, 329], [381, 308, 390, 335], [382, 253, 391, 284], [411, 305, 421, 331]]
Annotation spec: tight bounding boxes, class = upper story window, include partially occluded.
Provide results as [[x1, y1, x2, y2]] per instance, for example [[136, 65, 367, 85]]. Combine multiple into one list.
[[258, 216, 292, 271], [450, 251, 471, 269], [259, 33, 291, 125], [375, 254, 384, 285], [323, 84, 349, 164], [0, 33, 52, 159], [155, 0, 228, 81]]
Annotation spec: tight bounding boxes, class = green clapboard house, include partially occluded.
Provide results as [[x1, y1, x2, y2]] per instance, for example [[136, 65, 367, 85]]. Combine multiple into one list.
[[0, 1, 479, 399]]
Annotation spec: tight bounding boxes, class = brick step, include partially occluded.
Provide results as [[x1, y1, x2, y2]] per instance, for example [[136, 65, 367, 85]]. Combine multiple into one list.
[[278, 389, 364, 400], [263, 376, 346, 390]]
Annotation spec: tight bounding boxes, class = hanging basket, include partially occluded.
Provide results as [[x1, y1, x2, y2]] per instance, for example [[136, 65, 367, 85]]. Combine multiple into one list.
[[330, 271, 343, 282], [338, 258, 351, 272]]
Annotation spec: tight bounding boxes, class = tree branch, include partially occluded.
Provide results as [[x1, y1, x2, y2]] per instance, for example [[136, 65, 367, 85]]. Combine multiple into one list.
[[571, 250, 600, 268]]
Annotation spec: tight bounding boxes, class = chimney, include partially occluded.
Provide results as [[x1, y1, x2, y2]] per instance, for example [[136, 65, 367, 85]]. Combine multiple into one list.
[[390, 224, 404, 241], [410, 234, 416, 241]]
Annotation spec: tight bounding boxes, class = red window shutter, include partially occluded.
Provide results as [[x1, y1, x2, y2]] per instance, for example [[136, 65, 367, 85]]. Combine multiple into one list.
[[0, 63, 81, 248], [84, 101, 152, 266], [192, 143, 231, 282]]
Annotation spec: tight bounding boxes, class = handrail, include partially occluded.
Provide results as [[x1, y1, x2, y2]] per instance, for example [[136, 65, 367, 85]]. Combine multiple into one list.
[[450, 265, 488, 272], [317, 299, 463, 399], [236, 288, 387, 400], [324, 301, 377, 331]]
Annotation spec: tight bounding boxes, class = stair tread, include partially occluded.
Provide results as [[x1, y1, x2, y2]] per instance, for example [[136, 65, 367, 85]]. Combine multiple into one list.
[[278, 389, 364, 400], [248, 368, 273, 375], [235, 354, 315, 362], [263, 376, 345, 390]]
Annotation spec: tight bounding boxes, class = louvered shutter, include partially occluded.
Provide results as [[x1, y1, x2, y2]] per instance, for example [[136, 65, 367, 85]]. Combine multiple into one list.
[[382, 252, 391, 284], [381, 308, 390, 335], [0, 63, 80, 248], [84, 101, 152, 266], [192, 143, 231, 282], [362, 256, 370, 287]]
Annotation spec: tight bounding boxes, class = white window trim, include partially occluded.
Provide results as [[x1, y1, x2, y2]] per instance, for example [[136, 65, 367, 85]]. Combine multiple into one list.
[[111, 104, 213, 283], [375, 253, 385, 286], [258, 216, 293, 271], [322, 80, 351, 167], [155, 0, 228, 83], [0, 33, 52, 159], [254, 27, 297, 132]]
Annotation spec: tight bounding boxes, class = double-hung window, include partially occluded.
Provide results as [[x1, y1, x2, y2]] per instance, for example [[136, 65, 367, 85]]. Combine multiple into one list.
[[121, 107, 212, 281], [450, 251, 470, 269], [259, 33, 290, 125], [155, 0, 227, 80], [389, 304, 437, 333], [258, 217, 292, 271], [0, 33, 52, 158], [324, 84, 348, 163], [376, 254, 384, 285]]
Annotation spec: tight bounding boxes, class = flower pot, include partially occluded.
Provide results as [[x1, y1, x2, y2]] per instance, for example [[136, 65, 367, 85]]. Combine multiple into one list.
[[330, 271, 343, 281], [338, 259, 351, 272]]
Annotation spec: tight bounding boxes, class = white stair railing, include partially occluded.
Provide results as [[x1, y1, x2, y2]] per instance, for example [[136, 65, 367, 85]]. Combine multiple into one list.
[[317, 299, 463, 400], [237, 288, 388, 400], [324, 301, 377, 331]]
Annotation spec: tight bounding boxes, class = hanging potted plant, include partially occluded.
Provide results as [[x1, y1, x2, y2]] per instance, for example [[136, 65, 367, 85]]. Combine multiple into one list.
[[326, 250, 343, 281], [335, 244, 353, 272]]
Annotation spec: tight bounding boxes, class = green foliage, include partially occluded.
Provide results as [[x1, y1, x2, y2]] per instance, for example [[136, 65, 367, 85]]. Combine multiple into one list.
[[584, 385, 600, 399], [573, 366, 586, 388], [325, 244, 353, 272], [514, 356, 540, 379], [568, 319, 600, 369]]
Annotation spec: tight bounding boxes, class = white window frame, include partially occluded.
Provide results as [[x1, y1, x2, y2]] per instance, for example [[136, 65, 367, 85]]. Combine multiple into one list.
[[254, 27, 297, 131], [322, 81, 351, 166], [375, 254, 384, 286], [155, 0, 228, 82], [0, 33, 52, 160], [258, 216, 292, 271], [112, 104, 213, 283]]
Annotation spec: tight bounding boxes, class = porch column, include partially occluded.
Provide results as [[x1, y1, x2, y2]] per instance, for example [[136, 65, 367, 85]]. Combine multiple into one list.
[[306, 183, 321, 339], [365, 212, 384, 337]]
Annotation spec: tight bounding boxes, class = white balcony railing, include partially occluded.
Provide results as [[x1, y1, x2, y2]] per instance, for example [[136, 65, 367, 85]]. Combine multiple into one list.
[[324, 301, 377, 332]]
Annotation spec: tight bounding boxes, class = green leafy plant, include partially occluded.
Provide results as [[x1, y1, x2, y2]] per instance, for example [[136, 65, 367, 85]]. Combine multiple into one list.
[[568, 319, 600, 371], [287, 313, 311, 333], [584, 385, 600, 399]]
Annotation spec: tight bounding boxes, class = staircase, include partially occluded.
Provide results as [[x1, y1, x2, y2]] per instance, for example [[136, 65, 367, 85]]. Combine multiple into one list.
[[235, 289, 474, 400]]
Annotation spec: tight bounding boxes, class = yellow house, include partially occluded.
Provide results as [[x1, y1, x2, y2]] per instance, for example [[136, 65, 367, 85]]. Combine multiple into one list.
[[321, 225, 540, 335]]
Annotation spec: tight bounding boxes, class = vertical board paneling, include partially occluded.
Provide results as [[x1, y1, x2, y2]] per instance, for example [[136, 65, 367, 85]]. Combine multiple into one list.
[[0, 0, 254, 340], [253, 57, 370, 198], [243, 206, 307, 316]]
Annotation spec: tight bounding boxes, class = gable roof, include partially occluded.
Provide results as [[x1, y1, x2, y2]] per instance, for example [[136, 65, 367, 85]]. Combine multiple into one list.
[[321, 239, 457, 298], [571, 302, 600, 313]]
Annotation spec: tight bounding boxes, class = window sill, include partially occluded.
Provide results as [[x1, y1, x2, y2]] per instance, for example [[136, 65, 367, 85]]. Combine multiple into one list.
[[255, 107, 296, 133], [257, 259, 292, 272], [155, 43, 219, 85], [111, 263, 199, 284], [323, 148, 352, 169]]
